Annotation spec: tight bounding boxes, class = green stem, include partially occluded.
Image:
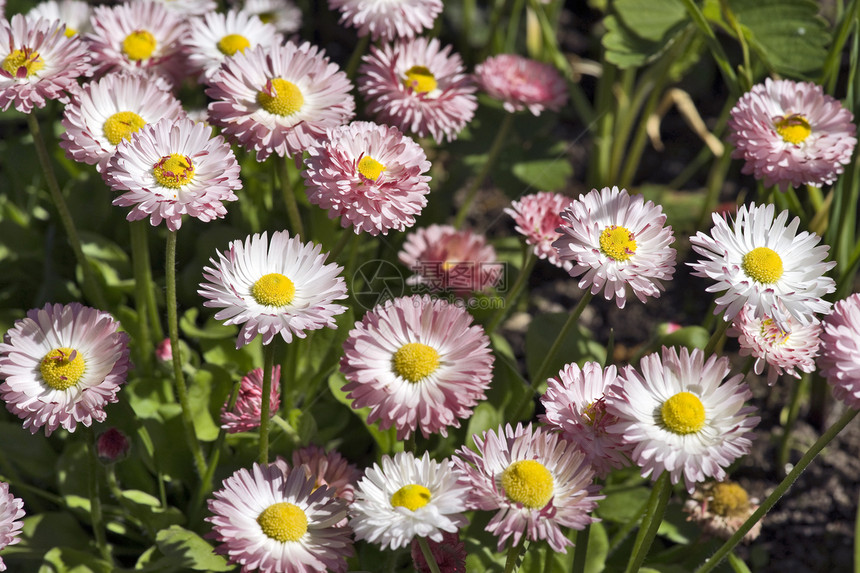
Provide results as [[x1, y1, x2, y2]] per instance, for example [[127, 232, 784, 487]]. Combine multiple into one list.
[[572, 522, 591, 573], [27, 113, 108, 310], [327, 230, 354, 262], [277, 156, 305, 239], [855, 484, 860, 573], [695, 408, 860, 573], [417, 536, 443, 573], [259, 341, 276, 465], [624, 472, 672, 573], [453, 113, 515, 228], [88, 431, 113, 564], [345, 34, 370, 80], [505, 0, 526, 53], [821, 0, 859, 93], [718, 0, 752, 92], [485, 249, 536, 335], [271, 414, 301, 444], [532, 291, 594, 387], [703, 317, 730, 356], [504, 538, 527, 573], [678, 0, 739, 92], [166, 230, 207, 477], [132, 221, 164, 342], [727, 551, 752, 573], [129, 221, 152, 373], [777, 373, 809, 476]]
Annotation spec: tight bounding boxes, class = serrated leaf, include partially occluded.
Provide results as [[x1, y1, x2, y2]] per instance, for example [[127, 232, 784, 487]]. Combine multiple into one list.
[[154, 525, 232, 571]]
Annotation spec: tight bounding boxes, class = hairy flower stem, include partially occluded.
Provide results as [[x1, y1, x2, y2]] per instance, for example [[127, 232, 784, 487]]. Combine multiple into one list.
[[417, 536, 443, 573], [259, 341, 276, 465], [88, 429, 113, 565], [129, 222, 152, 373], [504, 538, 527, 573], [624, 472, 672, 573], [703, 317, 730, 356], [572, 523, 591, 573]]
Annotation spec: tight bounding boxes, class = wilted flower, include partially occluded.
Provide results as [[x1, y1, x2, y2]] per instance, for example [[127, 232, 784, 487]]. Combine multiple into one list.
[[684, 480, 762, 543]]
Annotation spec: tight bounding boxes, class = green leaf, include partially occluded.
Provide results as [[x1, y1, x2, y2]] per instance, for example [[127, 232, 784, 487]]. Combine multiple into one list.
[[658, 326, 710, 351], [597, 486, 651, 522], [154, 525, 232, 571], [0, 422, 57, 481], [120, 490, 185, 534], [603, 0, 689, 68], [511, 159, 573, 192], [525, 313, 605, 383], [39, 547, 113, 573], [327, 372, 402, 454]]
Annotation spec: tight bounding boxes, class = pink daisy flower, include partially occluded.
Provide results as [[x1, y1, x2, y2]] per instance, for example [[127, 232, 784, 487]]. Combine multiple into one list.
[[540, 362, 632, 478], [410, 530, 466, 573], [199, 231, 348, 348], [207, 463, 353, 573], [505, 191, 572, 270], [28, 0, 92, 37], [341, 295, 494, 440], [475, 54, 568, 115], [453, 423, 602, 553], [290, 445, 361, 503], [818, 293, 860, 409], [399, 224, 500, 295], [0, 303, 131, 436], [303, 121, 431, 236], [329, 0, 443, 42], [0, 481, 24, 572], [728, 78, 857, 191], [728, 304, 821, 386], [60, 72, 184, 172], [207, 42, 355, 161], [142, 0, 217, 17], [105, 117, 242, 231], [0, 14, 90, 113], [238, 0, 303, 35], [86, 2, 189, 86], [553, 186, 677, 308], [220, 366, 282, 433], [358, 37, 477, 143]]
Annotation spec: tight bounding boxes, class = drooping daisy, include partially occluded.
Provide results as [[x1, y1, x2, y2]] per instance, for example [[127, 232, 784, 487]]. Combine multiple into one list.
[[28, 0, 91, 37], [220, 366, 281, 433], [341, 295, 494, 440], [553, 186, 676, 308], [350, 451, 469, 550], [207, 463, 353, 573], [410, 530, 467, 573], [0, 303, 131, 436], [728, 304, 821, 386], [290, 445, 361, 503], [61, 72, 184, 172], [728, 78, 857, 191], [0, 14, 90, 113], [86, 2, 188, 86], [683, 480, 762, 544], [185, 10, 282, 82], [817, 293, 860, 409], [105, 117, 242, 231], [689, 202, 835, 329], [505, 191, 572, 270], [475, 54, 568, 116], [239, 0, 303, 35], [199, 230, 349, 348], [141, 0, 217, 17], [329, 0, 443, 42], [399, 225, 500, 295], [540, 362, 632, 478], [207, 42, 355, 161], [606, 347, 760, 493], [453, 423, 602, 553], [0, 481, 24, 572], [303, 121, 431, 236], [358, 37, 477, 143]]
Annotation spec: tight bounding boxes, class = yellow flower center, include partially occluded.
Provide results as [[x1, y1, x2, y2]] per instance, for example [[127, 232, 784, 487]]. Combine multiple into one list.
[[402, 65, 437, 94], [122, 30, 157, 61], [251, 273, 296, 307], [582, 400, 607, 427], [2, 48, 45, 77], [256, 502, 307, 542], [742, 247, 783, 284], [709, 481, 750, 518], [152, 154, 195, 189], [257, 78, 304, 116], [217, 33, 251, 56], [40, 347, 86, 390], [258, 12, 275, 24], [64, 27, 77, 38], [760, 318, 789, 345], [357, 155, 385, 181], [599, 225, 637, 261], [390, 484, 431, 511], [661, 391, 706, 435], [391, 342, 440, 382], [103, 111, 147, 146], [774, 114, 812, 145], [501, 459, 554, 509]]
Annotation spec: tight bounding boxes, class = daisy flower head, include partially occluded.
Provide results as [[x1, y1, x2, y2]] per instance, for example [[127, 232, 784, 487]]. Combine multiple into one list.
[[358, 37, 477, 143], [505, 191, 572, 270], [606, 346, 760, 493], [199, 230, 348, 348], [60, 72, 184, 172], [329, 0, 443, 42], [303, 121, 431, 236], [220, 366, 281, 433], [475, 54, 568, 115], [817, 293, 860, 409], [207, 42, 355, 161], [0, 14, 90, 113], [0, 303, 131, 436], [399, 224, 500, 295], [350, 451, 468, 550], [453, 423, 602, 553], [341, 295, 494, 440], [238, 0, 303, 35], [728, 304, 821, 386], [207, 462, 353, 573], [0, 481, 24, 571], [540, 361, 632, 478], [684, 480, 762, 544], [28, 0, 92, 37], [410, 530, 466, 573], [553, 186, 676, 308], [689, 202, 835, 329], [291, 445, 361, 502], [96, 427, 130, 463], [141, 0, 217, 17], [185, 10, 282, 82], [106, 116, 241, 231], [86, 1, 188, 86], [728, 78, 857, 191]]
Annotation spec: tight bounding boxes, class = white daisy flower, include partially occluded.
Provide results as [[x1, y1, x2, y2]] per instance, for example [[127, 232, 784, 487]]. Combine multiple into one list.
[[350, 451, 469, 550], [138, 0, 217, 17], [28, 0, 92, 37], [239, 0, 302, 35]]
